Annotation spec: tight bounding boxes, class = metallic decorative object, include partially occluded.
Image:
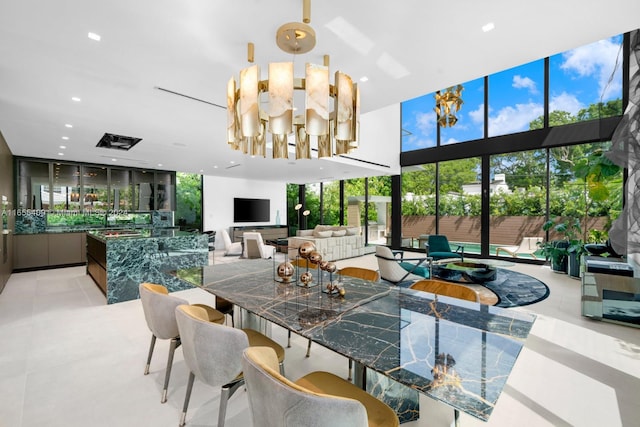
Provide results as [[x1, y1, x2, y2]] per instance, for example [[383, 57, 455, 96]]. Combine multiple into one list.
[[298, 241, 316, 258], [226, 0, 359, 160], [434, 85, 464, 127], [323, 261, 337, 273], [300, 271, 313, 286], [308, 250, 322, 264], [276, 261, 295, 282]]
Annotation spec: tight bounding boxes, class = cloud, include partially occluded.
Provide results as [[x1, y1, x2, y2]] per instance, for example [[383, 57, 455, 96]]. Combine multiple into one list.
[[513, 75, 538, 94], [549, 92, 583, 115], [468, 103, 484, 124], [561, 37, 623, 100], [488, 101, 544, 136]]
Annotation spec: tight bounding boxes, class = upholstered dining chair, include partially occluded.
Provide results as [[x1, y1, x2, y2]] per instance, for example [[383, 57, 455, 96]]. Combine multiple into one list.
[[339, 266, 380, 282], [242, 231, 276, 259], [175, 304, 286, 427], [425, 235, 464, 261], [242, 346, 399, 427], [220, 229, 242, 256], [410, 279, 480, 303], [138, 283, 225, 403], [375, 245, 429, 285]]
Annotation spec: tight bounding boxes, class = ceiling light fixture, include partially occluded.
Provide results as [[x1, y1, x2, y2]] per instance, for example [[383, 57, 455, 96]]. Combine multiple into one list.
[[482, 22, 495, 32], [65, 124, 73, 128], [88, 32, 101, 41], [226, 0, 359, 160], [434, 85, 464, 127], [62, 136, 69, 140], [71, 97, 81, 102]]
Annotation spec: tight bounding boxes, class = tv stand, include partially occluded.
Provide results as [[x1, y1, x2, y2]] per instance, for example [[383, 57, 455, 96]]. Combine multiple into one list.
[[231, 225, 288, 243]]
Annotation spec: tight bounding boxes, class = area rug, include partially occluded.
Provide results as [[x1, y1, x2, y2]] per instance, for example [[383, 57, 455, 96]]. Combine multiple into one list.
[[482, 269, 550, 308]]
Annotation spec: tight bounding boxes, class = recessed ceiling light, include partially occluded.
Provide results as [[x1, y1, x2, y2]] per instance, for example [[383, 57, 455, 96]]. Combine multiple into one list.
[[57, 152, 64, 156], [158, 163, 163, 167], [360, 76, 369, 82], [88, 32, 101, 41], [111, 158, 117, 162], [59, 145, 66, 149], [482, 22, 495, 32], [71, 97, 81, 102], [230, 161, 235, 164], [62, 136, 69, 140], [199, 169, 204, 173], [213, 165, 218, 169], [65, 124, 73, 128]]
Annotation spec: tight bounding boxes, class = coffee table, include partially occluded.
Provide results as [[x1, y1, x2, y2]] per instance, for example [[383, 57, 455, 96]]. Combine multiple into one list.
[[432, 260, 497, 284]]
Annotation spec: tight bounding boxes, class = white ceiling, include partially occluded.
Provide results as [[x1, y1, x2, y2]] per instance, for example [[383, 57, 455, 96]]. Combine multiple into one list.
[[1, 0, 639, 184]]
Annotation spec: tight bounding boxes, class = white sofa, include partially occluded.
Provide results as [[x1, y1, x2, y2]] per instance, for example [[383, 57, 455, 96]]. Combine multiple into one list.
[[287, 225, 364, 261]]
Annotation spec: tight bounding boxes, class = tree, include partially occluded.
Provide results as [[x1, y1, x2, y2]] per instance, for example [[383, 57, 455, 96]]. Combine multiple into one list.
[[176, 173, 202, 230]]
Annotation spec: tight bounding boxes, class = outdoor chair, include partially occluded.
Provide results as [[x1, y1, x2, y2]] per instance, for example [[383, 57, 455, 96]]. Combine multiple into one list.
[[425, 235, 464, 261], [495, 236, 543, 259]]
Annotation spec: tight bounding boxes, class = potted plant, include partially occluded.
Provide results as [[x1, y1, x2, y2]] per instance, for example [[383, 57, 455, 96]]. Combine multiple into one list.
[[539, 220, 570, 273]]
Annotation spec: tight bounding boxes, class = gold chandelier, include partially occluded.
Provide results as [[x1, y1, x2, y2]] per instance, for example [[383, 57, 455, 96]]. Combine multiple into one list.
[[226, 0, 360, 160], [434, 85, 463, 127]]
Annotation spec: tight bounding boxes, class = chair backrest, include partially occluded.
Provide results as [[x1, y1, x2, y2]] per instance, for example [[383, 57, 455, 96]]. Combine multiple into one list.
[[410, 280, 479, 302], [375, 246, 421, 284], [340, 266, 380, 282], [139, 283, 187, 340], [175, 305, 249, 387], [427, 235, 452, 252], [242, 347, 368, 427], [521, 237, 543, 251], [220, 229, 233, 249], [243, 232, 261, 258]]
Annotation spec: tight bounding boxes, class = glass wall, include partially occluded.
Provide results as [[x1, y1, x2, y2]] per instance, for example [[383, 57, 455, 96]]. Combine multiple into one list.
[[176, 172, 202, 231], [110, 169, 133, 211], [488, 60, 544, 137], [52, 163, 80, 211], [82, 166, 107, 212], [549, 35, 623, 125], [17, 160, 49, 210], [398, 32, 626, 260], [489, 150, 547, 257]]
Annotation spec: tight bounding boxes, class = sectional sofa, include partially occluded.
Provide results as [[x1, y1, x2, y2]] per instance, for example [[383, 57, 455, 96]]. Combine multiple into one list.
[[287, 225, 365, 261]]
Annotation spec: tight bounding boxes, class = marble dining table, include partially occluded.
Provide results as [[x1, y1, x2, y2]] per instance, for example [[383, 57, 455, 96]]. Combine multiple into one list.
[[169, 258, 536, 424]]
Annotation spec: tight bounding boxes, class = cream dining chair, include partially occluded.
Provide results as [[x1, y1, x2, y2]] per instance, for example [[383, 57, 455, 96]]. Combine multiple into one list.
[[138, 283, 225, 403], [175, 304, 286, 427], [242, 346, 399, 427]]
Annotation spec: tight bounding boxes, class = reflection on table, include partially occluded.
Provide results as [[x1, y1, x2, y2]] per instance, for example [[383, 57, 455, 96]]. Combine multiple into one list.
[[170, 259, 536, 422]]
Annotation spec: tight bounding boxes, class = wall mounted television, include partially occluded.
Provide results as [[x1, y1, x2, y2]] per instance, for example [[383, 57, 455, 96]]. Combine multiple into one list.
[[234, 198, 270, 223]]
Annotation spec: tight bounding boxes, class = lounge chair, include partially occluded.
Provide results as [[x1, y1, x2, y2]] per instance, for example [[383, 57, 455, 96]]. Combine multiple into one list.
[[495, 236, 543, 259]]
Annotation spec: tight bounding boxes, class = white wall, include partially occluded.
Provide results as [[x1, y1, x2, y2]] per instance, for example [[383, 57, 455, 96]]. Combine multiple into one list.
[[203, 176, 287, 250], [358, 103, 401, 175]]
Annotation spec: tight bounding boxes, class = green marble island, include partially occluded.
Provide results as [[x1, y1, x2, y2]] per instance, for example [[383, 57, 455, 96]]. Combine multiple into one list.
[[86, 229, 207, 304]]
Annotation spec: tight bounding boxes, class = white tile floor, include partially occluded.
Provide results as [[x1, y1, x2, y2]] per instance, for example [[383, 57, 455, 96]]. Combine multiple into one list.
[[1, 251, 639, 427]]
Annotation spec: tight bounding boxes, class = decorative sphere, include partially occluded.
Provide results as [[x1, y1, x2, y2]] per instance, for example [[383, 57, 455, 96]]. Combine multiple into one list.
[[300, 271, 313, 286], [308, 251, 322, 264], [339, 288, 346, 296], [298, 242, 316, 259], [324, 262, 337, 273], [319, 260, 329, 271], [276, 262, 294, 282]]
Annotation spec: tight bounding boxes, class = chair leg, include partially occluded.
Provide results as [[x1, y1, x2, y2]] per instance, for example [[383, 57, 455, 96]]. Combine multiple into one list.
[[179, 372, 196, 427], [306, 339, 312, 358], [287, 330, 291, 348], [279, 361, 285, 378], [217, 379, 245, 427], [144, 334, 157, 375], [162, 337, 181, 403], [348, 359, 353, 381]]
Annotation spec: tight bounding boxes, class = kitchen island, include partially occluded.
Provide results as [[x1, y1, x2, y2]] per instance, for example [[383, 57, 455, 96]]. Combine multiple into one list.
[[86, 229, 208, 304]]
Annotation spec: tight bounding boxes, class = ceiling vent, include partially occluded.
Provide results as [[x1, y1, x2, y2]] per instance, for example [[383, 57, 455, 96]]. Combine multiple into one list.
[[96, 133, 142, 151]]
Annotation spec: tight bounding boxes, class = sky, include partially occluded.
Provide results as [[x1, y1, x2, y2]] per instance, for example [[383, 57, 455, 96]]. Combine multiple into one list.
[[401, 34, 624, 152]]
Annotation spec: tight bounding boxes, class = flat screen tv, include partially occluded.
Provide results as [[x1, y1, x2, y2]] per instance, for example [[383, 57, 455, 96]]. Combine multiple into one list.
[[234, 198, 270, 223]]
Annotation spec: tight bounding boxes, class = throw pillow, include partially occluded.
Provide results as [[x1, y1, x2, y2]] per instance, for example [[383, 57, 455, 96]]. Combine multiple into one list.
[[332, 230, 347, 237], [346, 227, 360, 236]]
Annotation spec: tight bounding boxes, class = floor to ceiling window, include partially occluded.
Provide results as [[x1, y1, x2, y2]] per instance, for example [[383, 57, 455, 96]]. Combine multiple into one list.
[[398, 32, 626, 259]]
